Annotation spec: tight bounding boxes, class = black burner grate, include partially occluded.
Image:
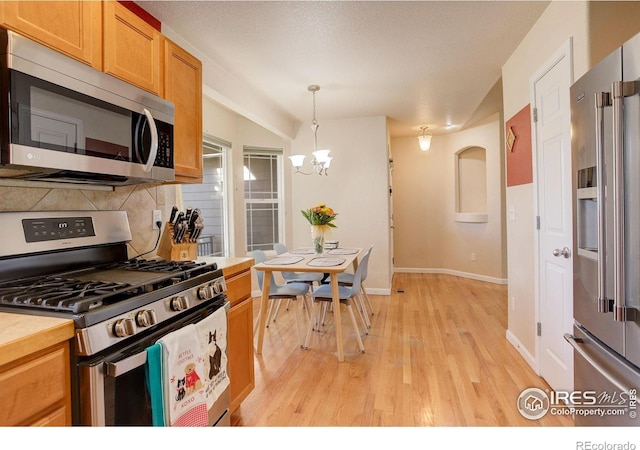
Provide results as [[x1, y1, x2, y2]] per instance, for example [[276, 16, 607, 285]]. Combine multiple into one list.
[[0, 276, 143, 313], [111, 258, 206, 273]]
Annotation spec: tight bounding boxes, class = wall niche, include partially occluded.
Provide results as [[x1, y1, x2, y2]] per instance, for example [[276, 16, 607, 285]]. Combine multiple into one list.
[[455, 146, 488, 223]]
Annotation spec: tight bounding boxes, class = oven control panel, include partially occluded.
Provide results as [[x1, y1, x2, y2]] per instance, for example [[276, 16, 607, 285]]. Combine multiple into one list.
[[23, 216, 96, 242], [74, 275, 227, 356]]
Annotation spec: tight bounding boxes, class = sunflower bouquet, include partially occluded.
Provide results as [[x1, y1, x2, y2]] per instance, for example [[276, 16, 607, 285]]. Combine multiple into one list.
[[301, 203, 338, 228], [301, 204, 337, 254]]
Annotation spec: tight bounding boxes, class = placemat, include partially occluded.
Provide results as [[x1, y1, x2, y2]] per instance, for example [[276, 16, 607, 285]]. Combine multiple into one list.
[[267, 256, 304, 265], [307, 257, 346, 267], [289, 248, 315, 255], [327, 248, 359, 255]]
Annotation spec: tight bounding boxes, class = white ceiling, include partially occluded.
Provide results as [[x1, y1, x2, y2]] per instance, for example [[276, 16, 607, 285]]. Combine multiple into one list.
[[137, 1, 549, 138]]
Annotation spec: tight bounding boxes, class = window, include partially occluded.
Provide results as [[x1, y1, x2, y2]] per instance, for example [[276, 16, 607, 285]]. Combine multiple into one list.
[[244, 147, 283, 252], [181, 137, 229, 256]]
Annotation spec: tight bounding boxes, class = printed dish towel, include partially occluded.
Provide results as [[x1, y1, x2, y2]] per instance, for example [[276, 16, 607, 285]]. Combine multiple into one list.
[[158, 324, 208, 426], [195, 306, 230, 410]]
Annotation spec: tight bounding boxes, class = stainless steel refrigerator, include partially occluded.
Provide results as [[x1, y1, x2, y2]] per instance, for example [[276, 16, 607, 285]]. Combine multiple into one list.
[[568, 32, 640, 426]]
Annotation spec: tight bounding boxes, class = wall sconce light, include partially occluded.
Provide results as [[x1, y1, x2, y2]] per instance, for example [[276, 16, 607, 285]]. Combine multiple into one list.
[[418, 126, 432, 151], [289, 85, 332, 176]]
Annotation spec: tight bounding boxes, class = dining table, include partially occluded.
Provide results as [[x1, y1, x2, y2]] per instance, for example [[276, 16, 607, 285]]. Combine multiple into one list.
[[253, 247, 363, 362]]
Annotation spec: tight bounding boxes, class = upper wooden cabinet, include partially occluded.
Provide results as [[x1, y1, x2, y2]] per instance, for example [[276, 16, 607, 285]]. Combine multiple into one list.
[[0, 0, 204, 183], [163, 38, 203, 183], [0, 1, 102, 70], [103, 0, 162, 95]]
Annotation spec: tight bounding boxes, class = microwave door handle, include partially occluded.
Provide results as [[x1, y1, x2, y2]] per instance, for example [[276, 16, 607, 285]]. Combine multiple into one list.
[[142, 108, 159, 173], [595, 92, 611, 313], [611, 81, 637, 322], [105, 350, 147, 377]]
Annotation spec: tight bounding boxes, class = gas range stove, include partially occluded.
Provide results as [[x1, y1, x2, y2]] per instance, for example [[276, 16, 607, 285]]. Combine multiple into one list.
[[0, 210, 226, 356]]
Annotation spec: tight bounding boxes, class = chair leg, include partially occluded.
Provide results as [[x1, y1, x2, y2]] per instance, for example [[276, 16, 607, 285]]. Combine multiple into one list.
[[356, 292, 371, 329], [265, 299, 276, 327], [345, 302, 365, 353], [361, 283, 374, 316], [353, 294, 369, 335], [272, 298, 284, 322], [301, 294, 312, 322], [304, 300, 320, 349]]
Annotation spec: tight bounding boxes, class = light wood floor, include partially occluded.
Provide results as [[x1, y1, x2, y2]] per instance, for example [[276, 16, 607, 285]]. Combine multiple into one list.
[[230, 273, 573, 427]]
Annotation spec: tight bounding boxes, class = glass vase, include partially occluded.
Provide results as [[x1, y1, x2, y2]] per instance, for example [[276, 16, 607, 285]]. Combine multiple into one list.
[[311, 225, 325, 256]]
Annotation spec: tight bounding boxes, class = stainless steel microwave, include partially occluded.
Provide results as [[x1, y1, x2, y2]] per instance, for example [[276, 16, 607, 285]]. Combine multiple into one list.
[[0, 29, 175, 186]]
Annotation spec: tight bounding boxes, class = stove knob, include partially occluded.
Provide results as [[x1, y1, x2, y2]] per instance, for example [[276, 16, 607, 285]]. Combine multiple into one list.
[[198, 285, 213, 300], [113, 318, 136, 338], [170, 295, 189, 311], [136, 310, 157, 327], [213, 280, 225, 294]]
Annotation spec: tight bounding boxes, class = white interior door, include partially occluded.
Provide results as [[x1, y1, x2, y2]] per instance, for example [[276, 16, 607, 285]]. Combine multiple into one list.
[[533, 41, 573, 392]]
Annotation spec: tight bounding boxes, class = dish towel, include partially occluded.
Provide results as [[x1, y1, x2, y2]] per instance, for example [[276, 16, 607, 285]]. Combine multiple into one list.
[[144, 342, 165, 426], [157, 324, 209, 426], [195, 306, 230, 411]]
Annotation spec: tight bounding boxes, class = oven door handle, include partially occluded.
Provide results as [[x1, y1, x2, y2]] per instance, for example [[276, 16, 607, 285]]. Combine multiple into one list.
[[105, 351, 147, 377]]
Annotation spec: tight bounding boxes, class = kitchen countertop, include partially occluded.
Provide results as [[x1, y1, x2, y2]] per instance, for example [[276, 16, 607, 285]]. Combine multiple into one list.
[[0, 313, 74, 366], [197, 256, 254, 277]]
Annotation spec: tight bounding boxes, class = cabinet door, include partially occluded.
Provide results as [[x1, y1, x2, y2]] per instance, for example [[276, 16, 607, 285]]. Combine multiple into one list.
[[228, 298, 255, 412], [0, 341, 71, 426], [163, 38, 203, 183], [103, 0, 161, 95], [0, 1, 101, 69]]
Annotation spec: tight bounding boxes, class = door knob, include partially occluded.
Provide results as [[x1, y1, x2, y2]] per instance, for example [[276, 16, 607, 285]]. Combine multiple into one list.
[[552, 247, 571, 258]]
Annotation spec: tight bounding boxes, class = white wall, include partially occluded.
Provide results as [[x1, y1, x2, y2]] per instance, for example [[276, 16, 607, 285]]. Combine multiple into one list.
[[289, 116, 392, 294], [502, 0, 590, 365], [391, 113, 506, 282]]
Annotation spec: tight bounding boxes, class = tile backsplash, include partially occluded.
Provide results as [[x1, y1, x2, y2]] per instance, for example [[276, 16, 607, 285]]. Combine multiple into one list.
[[0, 183, 178, 257]]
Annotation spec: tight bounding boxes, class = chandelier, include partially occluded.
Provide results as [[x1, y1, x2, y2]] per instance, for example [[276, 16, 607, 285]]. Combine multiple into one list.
[[289, 85, 332, 176]]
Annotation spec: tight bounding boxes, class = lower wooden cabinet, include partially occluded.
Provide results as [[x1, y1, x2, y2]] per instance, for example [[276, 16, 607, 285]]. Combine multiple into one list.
[[0, 340, 72, 426], [228, 297, 254, 412], [223, 260, 255, 413]]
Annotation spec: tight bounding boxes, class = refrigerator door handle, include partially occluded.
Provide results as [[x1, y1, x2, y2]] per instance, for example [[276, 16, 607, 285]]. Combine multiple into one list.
[[595, 92, 612, 313], [611, 81, 637, 322], [564, 333, 632, 393]]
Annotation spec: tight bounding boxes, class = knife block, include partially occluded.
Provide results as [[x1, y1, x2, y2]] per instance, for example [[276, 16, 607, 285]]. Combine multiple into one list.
[[157, 222, 198, 261]]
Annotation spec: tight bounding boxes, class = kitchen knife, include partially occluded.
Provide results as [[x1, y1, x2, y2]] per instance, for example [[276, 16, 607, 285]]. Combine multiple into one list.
[[187, 209, 199, 239], [191, 223, 204, 242], [184, 207, 193, 226], [175, 221, 187, 244], [169, 206, 178, 224]]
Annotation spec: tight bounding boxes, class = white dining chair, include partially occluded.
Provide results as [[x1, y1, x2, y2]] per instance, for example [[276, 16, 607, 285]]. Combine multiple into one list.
[[251, 250, 310, 347], [337, 244, 374, 329], [271, 243, 323, 321], [303, 248, 371, 354]]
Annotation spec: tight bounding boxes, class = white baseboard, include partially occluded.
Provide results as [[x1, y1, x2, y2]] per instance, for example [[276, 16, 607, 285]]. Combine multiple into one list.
[[394, 267, 507, 285], [506, 329, 538, 373]]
